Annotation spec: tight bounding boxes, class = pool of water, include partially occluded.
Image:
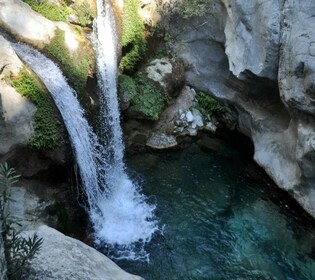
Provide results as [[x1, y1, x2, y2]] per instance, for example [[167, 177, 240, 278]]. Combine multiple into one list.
[[111, 144, 315, 279]]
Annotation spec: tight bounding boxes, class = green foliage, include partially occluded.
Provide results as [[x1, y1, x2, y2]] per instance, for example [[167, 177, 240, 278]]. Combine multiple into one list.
[[118, 75, 167, 120], [23, 0, 95, 27], [0, 163, 43, 280], [195, 91, 224, 117], [71, 0, 95, 27], [44, 28, 91, 94], [11, 68, 61, 150], [23, 0, 72, 22], [120, 0, 146, 72], [6, 232, 43, 280], [158, 0, 213, 19], [0, 163, 20, 188]]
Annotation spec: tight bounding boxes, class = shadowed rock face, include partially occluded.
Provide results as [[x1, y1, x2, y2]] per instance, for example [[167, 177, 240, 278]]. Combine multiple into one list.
[[0, 35, 35, 155], [144, 0, 315, 217]]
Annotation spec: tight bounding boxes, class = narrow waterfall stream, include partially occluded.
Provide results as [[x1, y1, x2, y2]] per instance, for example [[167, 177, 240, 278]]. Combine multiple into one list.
[[92, 0, 158, 260], [13, 43, 104, 210]]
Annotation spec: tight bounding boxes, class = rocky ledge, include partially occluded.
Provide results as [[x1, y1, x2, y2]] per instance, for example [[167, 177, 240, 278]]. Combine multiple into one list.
[[23, 226, 143, 280]]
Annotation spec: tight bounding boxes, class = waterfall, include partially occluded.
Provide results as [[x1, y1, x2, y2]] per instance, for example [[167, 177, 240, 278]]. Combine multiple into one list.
[[13, 2, 158, 261], [13, 43, 104, 211], [92, 0, 158, 260]]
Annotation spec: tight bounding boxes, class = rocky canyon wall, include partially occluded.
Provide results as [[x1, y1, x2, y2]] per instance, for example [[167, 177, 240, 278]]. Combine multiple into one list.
[[141, 0, 315, 217]]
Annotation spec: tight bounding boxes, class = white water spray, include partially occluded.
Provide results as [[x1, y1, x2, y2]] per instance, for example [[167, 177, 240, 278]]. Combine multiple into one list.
[[92, 0, 158, 260]]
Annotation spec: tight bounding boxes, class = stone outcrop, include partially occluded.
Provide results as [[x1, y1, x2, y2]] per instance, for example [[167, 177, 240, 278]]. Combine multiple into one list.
[[0, 0, 79, 51], [141, 58, 185, 96], [0, 0, 55, 47], [146, 86, 217, 149], [23, 225, 143, 280], [146, 0, 315, 217], [222, 0, 281, 81], [0, 35, 36, 155]]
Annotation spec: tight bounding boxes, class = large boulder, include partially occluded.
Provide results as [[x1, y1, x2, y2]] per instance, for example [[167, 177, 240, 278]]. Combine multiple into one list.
[[142, 58, 185, 97], [0, 0, 79, 51], [0, 0, 55, 47], [23, 225, 143, 280]]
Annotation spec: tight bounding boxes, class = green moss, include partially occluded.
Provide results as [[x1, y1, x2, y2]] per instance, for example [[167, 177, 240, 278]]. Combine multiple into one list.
[[119, 74, 167, 120], [195, 91, 224, 117], [44, 28, 91, 94], [23, 0, 95, 27], [23, 0, 72, 22], [12, 68, 62, 150], [120, 0, 146, 73]]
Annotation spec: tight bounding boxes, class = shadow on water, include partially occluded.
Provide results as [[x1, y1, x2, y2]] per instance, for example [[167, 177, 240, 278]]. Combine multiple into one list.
[[110, 143, 315, 280]]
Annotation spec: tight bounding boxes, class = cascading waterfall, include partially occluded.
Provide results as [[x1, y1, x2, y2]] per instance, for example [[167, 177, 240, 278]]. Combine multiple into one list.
[[14, 40, 158, 260], [92, 0, 158, 260], [12, 1, 158, 259], [13, 43, 104, 211]]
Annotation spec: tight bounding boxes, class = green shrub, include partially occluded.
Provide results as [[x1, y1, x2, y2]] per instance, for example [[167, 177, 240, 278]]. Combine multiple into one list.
[[23, 0, 72, 22], [11, 68, 61, 150], [118, 75, 167, 120], [120, 0, 146, 73], [44, 28, 91, 94], [195, 91, 224, 117]]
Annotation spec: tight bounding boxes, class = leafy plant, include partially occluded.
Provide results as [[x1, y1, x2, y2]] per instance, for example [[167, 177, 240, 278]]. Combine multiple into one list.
[[11, 68, 62, 150], [71, 0, 95, 27], [0, 163, 20, 188], [44, 28, 92, 94], [22, 0, 72, 22], [118, 75, 167, 120], [0, 163, 43, 280], [195, 91, 224, 117], [120, 0, 147, 73]]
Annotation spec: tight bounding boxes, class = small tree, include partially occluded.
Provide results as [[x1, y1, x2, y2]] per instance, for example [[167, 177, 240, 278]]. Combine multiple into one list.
[[0, 163, 43, 280]]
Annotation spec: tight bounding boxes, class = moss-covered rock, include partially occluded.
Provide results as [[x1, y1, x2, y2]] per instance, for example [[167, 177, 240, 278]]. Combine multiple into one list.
[[118, 74, 167, 121], [120, 0, 146, 73], [22, 0, 96, 27], [44, 27, 94, 95], [11, 68, 63, 150], [22, 0, 72, 22], [195, 91, 224, 117]]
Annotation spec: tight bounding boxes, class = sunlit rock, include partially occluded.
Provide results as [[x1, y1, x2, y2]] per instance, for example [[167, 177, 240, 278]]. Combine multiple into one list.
[[23, 226, 144, 280], [0, 0, 55, 47]]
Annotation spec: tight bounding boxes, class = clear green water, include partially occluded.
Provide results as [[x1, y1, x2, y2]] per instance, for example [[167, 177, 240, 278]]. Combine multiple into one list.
[[114, 144, 315, 280]]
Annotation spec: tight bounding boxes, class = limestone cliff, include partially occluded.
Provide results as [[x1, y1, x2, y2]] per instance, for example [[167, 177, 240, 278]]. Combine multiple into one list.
[[141, 0, 315, 217]]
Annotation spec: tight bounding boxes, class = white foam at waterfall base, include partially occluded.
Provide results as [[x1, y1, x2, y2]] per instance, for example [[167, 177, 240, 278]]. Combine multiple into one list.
[[92, 0, 159, 260], [91, 172, 158, 261]]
